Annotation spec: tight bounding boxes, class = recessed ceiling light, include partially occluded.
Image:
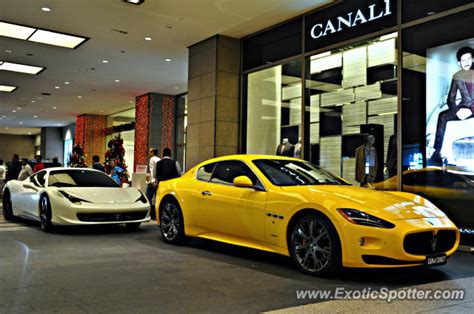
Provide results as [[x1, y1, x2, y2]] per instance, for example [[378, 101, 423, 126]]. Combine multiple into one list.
[[41, 7, 51, 12], [19, 121, 23, 124], [77, 95, 82, 98], [144, 37, 152, 41], [0, 61, 44, 75], [28, 132, 32, 135], [5, 127, 9, 129], [52, 106, 57, 109], [17, 107, 22, 110], [174, 86, 178, 89], [0, 21, 36, 40], [165, 58, 171, 62], [31, 100, 36, 103], [102, 60, 109, 63], [0, 84, 18, 92], [129, 100, 133, 104], [34, 115, 38, 118], [115, 79, 120, 82], [12, 110, 16, 113], [4, 49, 12, 53], [0, 21, 88, 49], [123, 0, 145, 5], [55, 86, 60, 89], [64, 81, 70, 84]]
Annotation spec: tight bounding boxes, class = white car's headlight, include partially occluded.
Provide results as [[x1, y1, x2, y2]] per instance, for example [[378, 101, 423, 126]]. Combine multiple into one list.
[[58, 190, 89, 204]]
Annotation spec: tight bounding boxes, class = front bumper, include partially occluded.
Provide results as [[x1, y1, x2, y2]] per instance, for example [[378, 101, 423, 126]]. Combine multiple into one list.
[[338, 217, 460, 268], [51, 198, 150, 225]]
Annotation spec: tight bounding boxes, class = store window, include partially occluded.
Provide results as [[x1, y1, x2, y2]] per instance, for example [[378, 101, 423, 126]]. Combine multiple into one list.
[[305, 34, 398, 185], [402, 9, 474, 245], [246, 59, 302, 157]]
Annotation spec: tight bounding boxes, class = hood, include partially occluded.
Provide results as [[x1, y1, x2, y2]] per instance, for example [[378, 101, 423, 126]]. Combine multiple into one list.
[[59, 187, 142, 204], [281, 185, 446, 220]]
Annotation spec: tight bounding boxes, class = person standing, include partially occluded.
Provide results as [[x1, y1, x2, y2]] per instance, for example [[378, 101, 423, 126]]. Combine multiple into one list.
[[51, 156, 62, 167], [0, 160, 6, 193], [110, 159, 124, 185], [146, 148, 161, 219], [18, 158, 33, 181], [5, 154, 21, 182], [155, 147, 181, 185], [33, 155, 45, 173], [92, 155, 105, 172]]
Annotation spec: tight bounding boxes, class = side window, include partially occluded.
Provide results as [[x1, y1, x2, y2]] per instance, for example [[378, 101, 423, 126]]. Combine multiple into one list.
[[31, 171, 46, 187], [196, 163, 216, 181], [210, 161, 259, 186]]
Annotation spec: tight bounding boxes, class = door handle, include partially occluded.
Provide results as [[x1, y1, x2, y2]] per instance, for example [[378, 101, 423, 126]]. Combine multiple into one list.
[[201, 191, 212, 196]]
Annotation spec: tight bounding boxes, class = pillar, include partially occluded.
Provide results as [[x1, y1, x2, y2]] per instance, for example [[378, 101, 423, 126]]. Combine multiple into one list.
[[75, 114, 107, 165]]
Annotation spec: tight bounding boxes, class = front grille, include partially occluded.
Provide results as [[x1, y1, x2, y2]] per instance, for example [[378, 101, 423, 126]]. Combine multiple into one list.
[[404, 230, 457, 255], [77, 211, 148, 222]]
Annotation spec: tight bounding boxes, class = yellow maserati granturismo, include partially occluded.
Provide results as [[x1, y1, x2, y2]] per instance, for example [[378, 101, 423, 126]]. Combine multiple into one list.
[[155, 155, 460, 276]]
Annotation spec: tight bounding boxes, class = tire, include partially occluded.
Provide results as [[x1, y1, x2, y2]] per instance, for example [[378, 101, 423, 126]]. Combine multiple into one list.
[[159, 198, 188, 245], [289, 214, 341, 276], [125, 222, 141, 231], [40, 195, 54, 233], [2, 190, 15, 221]]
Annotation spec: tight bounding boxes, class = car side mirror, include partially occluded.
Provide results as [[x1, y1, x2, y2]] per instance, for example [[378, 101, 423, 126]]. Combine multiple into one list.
[[233, 176, 254, 188]]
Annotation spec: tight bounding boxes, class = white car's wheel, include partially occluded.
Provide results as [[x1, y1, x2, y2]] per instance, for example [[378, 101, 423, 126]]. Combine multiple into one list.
[[40, 195, 54, 233], [2, 190, 16, 221]]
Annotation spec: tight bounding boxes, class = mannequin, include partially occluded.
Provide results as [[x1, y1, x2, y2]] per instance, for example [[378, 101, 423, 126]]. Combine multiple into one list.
[[276, 138, 294, 157], [355, 135, 378, 186], [294, 137, 302, 159], [385, 132, 397, 178]]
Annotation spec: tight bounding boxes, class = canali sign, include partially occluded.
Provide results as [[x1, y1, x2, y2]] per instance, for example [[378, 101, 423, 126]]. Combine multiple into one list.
[[310, 0, 392, 39]]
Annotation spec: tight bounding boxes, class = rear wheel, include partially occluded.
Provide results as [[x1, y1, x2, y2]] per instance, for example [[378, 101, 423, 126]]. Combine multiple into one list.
[[159, 199, 188, 244], [2, 190, 15, 221], [125, 222, 141, 231], [40, 195, 54, 233], [289, 214, 341, 276]]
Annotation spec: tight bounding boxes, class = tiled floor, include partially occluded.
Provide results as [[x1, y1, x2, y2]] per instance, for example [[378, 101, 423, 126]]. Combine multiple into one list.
[[0, 207, 473, 313]]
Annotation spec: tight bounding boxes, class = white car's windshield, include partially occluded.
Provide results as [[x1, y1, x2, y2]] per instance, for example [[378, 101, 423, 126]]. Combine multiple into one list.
[[48, 170, 119, 188]]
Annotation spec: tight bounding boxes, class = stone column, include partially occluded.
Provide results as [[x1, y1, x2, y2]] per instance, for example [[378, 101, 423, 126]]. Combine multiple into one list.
[[186, 35, 240, 170], [74, 114, 107, 165]]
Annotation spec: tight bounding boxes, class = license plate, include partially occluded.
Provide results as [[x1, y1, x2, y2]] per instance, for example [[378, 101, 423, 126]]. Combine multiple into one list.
[[425, 254, 447, 266]]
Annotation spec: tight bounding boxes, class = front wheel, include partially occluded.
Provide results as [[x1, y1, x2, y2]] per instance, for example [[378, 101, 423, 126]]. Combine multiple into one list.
[[2, 190, 15, 221], [40, 195, 54, 233], [159, 199, 188, 245], [289, 214, 341, 276]]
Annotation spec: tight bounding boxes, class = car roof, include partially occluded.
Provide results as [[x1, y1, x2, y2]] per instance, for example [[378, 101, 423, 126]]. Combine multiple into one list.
[[39, 167, 102, 174], [196, 154, 301, 166]]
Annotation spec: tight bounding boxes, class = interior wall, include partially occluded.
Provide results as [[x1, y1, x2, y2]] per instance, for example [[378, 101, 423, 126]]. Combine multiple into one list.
[[0, 134, 35, 162]]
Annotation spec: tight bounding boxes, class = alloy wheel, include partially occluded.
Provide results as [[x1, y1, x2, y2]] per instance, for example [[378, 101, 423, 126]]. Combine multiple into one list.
[[40, 197, 51, 232], [291, 218, 332, 273], [160, 202, 181, 241]]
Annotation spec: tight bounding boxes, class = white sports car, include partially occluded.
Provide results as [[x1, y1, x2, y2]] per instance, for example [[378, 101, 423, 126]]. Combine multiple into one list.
[[2, 168, 150, 232]]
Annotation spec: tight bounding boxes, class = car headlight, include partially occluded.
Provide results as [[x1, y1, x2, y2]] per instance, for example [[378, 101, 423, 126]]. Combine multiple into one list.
[[58, 190, 89, 204], [337, 208, 395, 229], [136, 191, 148, 203]]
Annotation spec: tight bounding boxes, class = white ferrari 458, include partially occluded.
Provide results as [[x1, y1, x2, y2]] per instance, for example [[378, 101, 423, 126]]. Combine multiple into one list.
[[2, 168, 150, 232]]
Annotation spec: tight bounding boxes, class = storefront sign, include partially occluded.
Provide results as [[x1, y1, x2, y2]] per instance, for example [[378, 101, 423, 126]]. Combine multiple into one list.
[[310, 0, 392, 40]]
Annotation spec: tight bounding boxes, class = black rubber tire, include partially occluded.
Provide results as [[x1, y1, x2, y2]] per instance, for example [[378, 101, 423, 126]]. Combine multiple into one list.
[[159, 198, 188, 245], [40, 195, 54, 233], [125, 222, 142, 231], [289, 214, 341, 276], [2, 190, 15, 221]]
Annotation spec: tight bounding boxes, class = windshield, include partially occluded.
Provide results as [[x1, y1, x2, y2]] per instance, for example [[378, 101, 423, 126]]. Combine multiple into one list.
[[253, 159, 349, 186], [48, 170, 119, 188]]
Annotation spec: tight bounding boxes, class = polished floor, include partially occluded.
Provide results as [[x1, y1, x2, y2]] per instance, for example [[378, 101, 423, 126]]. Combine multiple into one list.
[[0, 208, 473, 314]]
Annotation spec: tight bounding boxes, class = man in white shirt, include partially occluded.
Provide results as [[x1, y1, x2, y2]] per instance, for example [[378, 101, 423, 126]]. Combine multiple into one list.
[[146, 148, 161, 219], [18, 158, 33, 181]]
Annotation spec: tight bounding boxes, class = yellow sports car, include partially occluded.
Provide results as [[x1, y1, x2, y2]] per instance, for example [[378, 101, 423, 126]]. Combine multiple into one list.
[[155, 155, 460, 276]]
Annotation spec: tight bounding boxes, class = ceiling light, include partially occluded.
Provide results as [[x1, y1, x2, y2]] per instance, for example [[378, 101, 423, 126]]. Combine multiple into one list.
[[0, 61, 44, 74], [0, 21, 35, 40], [19, 121, 23, 124], [144, 37, 152, 41], [165, 58, 171, 62], [0, 84, 18, 92], [12, 110, 16, 113], [17, 107, 21, 110], [129, 100, 133, 104], [34, 115, 38, 118], [64, 81, 70, 84], [31, 100, 36, 103], [53, 106, 57, 109], [57, 123, 61, 126], [28, 132, 32, 135], [115, 79, 120, 82], [0, 21, 88, 49], [174, 86, 178, 89], [41, 7, 51, 12], [5, 127, 8, 129], [4, 49, 12, 53], [77, 95, 82, 98], [102, 60, 109, 63], [123, 0, 145, 5], [29, 29, 87, 49], [55, 86, 60, 89]]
